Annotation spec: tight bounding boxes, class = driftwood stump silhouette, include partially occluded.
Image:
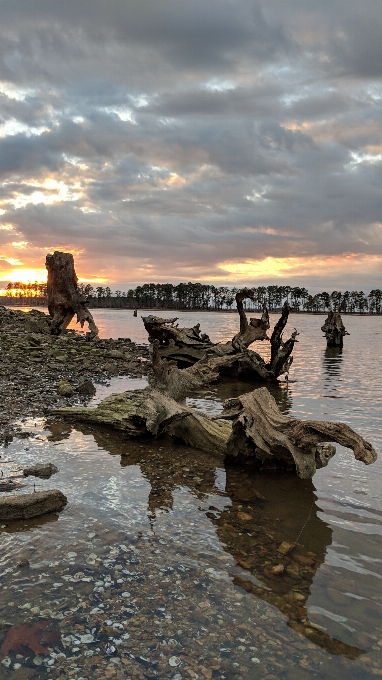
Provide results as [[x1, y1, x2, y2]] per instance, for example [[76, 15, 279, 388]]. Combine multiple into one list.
[[321, 311, 348, 348], [45, 251, 98, 337]]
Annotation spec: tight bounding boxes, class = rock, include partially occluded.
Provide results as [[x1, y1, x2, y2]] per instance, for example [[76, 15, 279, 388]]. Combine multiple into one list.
[[103, 363, 118, 374], [278, 542, 294, 555], [108, 350, 125, 359], [237, 512, 253, 521], [270, 564, 285, 575], [16, 559, 30, 568], [23, 463, 59, 478], [57, 381, 74, 397], [77, 379, 96, 396], [293, 553, 315, 567], [0, 490, 67, 521]]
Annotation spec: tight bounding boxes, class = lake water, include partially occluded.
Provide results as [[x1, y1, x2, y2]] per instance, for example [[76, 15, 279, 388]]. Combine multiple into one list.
[[1, 309, 382, 679]]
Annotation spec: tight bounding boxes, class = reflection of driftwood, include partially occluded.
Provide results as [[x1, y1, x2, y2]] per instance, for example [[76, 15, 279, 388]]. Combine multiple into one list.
[[46, 251, 98, 337], [52, 384, 377, 478], [321, 312, 348, 348], [144, 290, 298, 381], [59, 420, 363, 658], [218, 387, 377, 478]]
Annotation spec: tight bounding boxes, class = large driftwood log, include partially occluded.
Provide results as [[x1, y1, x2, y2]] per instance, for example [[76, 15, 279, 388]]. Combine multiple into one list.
[[52, 383, 377, 478], [321, 311, 348, 348], [144, 290, 297, 381], [46, 251, 98, 337], [51, 387, 231, 456], [218, 387, 377, 478]]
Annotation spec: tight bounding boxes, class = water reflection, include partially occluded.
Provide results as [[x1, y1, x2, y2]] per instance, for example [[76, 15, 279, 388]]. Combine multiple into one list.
[[187, 377, 293, 417], [56, 421, 362, 658], [323, 347, 343, 380]]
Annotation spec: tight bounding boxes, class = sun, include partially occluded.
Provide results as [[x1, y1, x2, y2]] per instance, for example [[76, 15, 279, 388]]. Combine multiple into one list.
[[2, 268, 47, 285]]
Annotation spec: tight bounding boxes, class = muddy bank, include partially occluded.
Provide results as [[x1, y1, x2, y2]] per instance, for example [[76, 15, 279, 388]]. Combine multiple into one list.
[[0, 306, 149, 444]]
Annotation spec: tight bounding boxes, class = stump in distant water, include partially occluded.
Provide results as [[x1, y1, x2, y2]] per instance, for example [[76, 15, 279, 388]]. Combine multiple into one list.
[[45, 251, 98, 337], [321, 311, 348, 348]]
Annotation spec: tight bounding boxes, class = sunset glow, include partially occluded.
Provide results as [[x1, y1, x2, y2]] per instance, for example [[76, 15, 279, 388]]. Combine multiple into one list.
[[0, 1, 381, 293]]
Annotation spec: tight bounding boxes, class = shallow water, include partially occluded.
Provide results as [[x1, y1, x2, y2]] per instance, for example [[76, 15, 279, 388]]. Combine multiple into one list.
[[1, 309, 382, 678]]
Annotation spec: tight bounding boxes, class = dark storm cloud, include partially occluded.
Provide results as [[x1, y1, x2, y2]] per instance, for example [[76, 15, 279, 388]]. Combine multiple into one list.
[[0, 0, 382, 286]]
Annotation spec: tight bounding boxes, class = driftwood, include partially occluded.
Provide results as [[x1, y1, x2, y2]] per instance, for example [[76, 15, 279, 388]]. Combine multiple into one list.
[[149, 339, 220, 401], [52, 379, 377, 478], [144, 290, 298, 381], [46, 251, 98, 337], [217, 387, 377, 478], [142, 315, 214, 365], [51, 387, 231, 456], [321, 311, 349, 348]]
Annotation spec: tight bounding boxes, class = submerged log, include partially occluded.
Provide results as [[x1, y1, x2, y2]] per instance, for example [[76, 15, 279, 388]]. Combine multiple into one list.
[[46, 251, 98, 337], [321, 311, 348, 348], [218, 387, 377, 478], [144, 290, 297, 381]]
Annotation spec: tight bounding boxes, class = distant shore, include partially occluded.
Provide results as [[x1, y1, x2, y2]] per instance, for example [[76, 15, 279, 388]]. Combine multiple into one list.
[[1, 300, 380, 315]]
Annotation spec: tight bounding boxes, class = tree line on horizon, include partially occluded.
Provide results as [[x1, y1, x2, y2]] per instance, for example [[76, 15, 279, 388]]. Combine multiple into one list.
[[3, 281, 382, 313]]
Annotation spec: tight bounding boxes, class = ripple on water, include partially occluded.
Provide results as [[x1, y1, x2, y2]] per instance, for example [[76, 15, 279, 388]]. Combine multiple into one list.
[[1, 312, 382, 677]]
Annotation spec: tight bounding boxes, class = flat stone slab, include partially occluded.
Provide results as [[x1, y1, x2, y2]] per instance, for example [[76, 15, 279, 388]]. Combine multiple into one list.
[[23, 463, 59, 478], [0, 490, 67, 521]]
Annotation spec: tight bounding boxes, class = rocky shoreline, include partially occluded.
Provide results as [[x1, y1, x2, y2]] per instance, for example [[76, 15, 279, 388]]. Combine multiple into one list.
[[0, 306, 150, 445]]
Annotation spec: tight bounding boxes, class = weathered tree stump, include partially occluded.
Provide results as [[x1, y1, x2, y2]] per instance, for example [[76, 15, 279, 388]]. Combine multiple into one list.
[[143, 290, 297, 381], [45, 251, 98, 338], [321, 311, 348, 348]]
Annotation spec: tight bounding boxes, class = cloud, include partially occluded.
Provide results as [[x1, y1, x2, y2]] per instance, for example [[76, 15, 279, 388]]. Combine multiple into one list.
[[0, 0, 381, 289]]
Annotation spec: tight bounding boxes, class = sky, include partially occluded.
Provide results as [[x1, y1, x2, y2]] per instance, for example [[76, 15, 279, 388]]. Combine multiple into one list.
[[0, 0, 382, 293]]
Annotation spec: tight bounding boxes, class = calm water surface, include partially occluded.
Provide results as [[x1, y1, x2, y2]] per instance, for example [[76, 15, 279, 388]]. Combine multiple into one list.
[[1, 309, 382, 678]]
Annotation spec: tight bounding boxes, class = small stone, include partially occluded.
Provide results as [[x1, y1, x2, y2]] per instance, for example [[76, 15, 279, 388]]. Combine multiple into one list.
[[278, 542, 294, 555], [78, 379, 96, 396], [23, 463, 59, 478], [270, 564, 285, 575], [169, 656, 181, 667], [57, 381, 74, 397], [237, 512, 252, 521], [16, 558, 30, 568], [80, 634, 94, 643]]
